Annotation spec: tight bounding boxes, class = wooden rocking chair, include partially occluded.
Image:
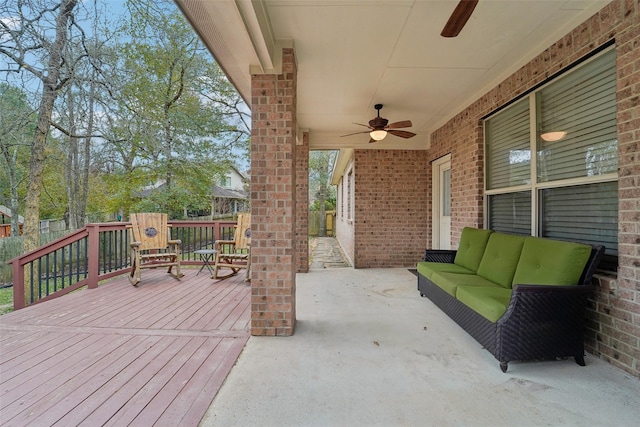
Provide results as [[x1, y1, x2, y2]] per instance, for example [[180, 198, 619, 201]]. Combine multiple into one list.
[[127, 212, 184, 286], [212, 213, 251, 281]]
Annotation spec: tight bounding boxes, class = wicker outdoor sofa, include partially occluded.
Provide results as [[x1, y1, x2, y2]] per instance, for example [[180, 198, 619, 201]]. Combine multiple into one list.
[[417, 227, 604, 372]]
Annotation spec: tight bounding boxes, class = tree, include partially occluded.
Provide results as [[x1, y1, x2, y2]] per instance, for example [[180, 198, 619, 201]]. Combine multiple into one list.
[[0, 0, 80, 251], [111, 0, 248, 216], [309, 150, 337, 237], [0, 84, 36, 236]]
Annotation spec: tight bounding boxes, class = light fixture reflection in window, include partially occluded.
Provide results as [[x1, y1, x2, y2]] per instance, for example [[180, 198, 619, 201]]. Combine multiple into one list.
[[540, 131, 567, 142]]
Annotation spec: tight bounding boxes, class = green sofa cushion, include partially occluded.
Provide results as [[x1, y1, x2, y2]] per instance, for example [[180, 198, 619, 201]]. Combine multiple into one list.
[[476, 233, 526, 289], [512, 237, 592, 286], [417, 261, 474, 279], [456, 286, 513, 323], [430, 271, 502, 297], [453, 227, 494, 272]]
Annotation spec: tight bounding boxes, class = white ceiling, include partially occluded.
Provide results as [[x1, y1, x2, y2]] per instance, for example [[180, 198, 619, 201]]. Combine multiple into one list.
[[177, 0, 610, 150]]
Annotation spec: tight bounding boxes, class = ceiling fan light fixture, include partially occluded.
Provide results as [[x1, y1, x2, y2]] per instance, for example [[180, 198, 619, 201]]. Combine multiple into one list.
[[370, 129, 387, 141], [540, 130, 567, 142]]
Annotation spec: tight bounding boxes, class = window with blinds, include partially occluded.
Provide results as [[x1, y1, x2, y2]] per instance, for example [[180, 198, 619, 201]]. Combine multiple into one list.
[[485, 98, 530, 190], [537, 50, 618, 182], [484, 48, 618, 271], [487, 192, 531, 235]]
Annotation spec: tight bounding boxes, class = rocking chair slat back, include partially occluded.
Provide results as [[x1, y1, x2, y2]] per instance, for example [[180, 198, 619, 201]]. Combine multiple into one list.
[[130, 212, 170, 250], [234, 212, 251, 250]]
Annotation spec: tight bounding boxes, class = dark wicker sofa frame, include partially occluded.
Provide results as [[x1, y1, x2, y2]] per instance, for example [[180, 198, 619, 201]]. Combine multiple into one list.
[[417, 245, 604, 372]]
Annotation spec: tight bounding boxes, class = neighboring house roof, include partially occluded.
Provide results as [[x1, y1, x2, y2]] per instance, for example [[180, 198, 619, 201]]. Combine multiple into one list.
[[0, 205, 24, 224], [136, 181, 248, 200], [138, 181, 167, 198], [211, 185, 247, 200]]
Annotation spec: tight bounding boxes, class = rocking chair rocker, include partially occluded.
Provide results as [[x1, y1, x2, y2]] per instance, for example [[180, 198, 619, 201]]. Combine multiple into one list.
[[212, 213, 251, 281], [127, 212, 184, 286]]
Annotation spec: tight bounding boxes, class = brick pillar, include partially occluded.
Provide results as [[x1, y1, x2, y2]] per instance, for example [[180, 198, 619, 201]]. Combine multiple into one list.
[[296, 131, 309, 273], [250, 48, 297, 336]]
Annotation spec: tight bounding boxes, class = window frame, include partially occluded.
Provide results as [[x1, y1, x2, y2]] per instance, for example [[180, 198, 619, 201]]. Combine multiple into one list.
[[483, 47, 618, 270]]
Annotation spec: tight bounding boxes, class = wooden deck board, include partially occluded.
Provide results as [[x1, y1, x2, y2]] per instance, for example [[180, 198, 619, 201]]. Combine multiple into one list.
[[0, 269, 251, 426]]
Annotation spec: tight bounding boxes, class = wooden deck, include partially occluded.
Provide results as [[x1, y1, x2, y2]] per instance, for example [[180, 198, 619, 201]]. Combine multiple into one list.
[[0, 268, 251, 426]]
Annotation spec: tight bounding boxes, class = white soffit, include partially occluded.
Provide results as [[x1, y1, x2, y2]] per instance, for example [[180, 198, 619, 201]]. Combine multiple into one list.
[[178, 0, 611, 150]]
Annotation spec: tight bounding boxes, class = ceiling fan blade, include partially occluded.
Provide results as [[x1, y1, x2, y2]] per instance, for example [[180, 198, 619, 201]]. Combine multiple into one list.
[[388, 129, 416, 139], [352, 122, 372, 128], [387, 120, 412, 129], [340, 130, 370, 137], [441, 0, 478, 38]]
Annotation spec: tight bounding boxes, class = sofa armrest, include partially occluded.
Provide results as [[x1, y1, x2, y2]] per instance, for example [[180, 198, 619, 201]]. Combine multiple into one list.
[[502, 283, 595, 323], [423, 250, 457, 263], [496, 284, 595, 363]]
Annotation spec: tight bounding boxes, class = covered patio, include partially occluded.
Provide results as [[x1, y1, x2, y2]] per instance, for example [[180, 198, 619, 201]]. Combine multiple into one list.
[[175, 0, 640, 379], [205, 267, 640, 425]]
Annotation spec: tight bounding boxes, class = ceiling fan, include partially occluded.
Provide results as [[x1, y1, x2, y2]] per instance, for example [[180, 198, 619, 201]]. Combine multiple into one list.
[[441, 0, 479, 38], [341, 104, 416, 143]]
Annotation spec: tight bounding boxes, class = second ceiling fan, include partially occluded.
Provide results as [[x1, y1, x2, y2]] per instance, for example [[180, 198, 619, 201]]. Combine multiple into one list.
[[341, 104, 416, 143], [441, 0, 479, 38]]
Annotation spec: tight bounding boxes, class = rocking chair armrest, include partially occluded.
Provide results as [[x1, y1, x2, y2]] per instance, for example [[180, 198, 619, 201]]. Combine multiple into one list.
[[130, 241, 141, 248], [168, 239, 181, 245], [214, 239, 235, 247], [214, 239, 236, 251]]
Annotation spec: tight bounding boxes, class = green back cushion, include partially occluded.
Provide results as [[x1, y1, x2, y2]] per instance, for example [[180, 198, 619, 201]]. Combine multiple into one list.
[[512, 237, 592, 286], [456, 286, 512, 323], [476, 233, 526, 288], [417, 262, 474, 279], [453, 228, 494, 272]]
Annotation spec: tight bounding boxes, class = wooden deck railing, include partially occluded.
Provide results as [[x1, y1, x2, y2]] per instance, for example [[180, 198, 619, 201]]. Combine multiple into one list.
[[8, 220, 237, 310]]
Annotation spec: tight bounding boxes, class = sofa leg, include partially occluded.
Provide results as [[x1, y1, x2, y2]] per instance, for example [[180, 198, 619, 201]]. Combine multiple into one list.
[[575, 354, 586, 366], [500, 361, 508, 373]]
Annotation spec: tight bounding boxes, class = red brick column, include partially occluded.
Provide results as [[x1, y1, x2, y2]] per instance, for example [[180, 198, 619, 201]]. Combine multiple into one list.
[[250, 48, 297, 336], [296, 131, 309, 273]]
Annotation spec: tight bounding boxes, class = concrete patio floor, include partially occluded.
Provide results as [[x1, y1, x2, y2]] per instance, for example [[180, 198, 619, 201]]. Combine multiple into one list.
[[201, 267, 640, 427]]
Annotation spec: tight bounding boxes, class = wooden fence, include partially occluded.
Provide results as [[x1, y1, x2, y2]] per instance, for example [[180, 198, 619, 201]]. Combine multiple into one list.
[[308, 210, 335, 237]]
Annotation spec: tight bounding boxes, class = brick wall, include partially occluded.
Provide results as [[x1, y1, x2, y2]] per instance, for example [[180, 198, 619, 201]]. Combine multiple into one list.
[[250, 48, 297, 336], [353, 149, 429, 268], [428, 0, 640, 377], [296, 132, 309, 273]]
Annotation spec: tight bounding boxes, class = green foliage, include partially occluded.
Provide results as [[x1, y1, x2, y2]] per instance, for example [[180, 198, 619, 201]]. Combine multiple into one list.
[[0, 84, 35, 210], [0, 287, 13, 315], [310, 198, 336, 212], [1, 0, 250, 226]]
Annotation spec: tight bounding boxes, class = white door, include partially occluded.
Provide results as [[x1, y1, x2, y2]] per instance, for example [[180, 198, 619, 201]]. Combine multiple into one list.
[[432, 155, 452, 249]]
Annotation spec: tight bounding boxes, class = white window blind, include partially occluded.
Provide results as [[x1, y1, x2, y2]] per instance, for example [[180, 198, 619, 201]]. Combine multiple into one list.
[[485, 98, 530, 190], [487, 191, 531, 235], [537, 49, 617, 182], [540, 182, 618, 255]]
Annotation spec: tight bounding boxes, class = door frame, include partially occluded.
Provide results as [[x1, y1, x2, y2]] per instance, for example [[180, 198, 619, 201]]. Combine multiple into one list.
[[432, 154, 452, 249]]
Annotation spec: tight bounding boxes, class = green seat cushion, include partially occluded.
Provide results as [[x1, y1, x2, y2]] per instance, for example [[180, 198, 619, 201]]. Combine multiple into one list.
[[476, 233, 526, 289], [453, 227, 494, 272], [512, 237, 593, 286], [417, 261, 474, 279], [456, 286, 513, 323], [430, 271, 501, 297]]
